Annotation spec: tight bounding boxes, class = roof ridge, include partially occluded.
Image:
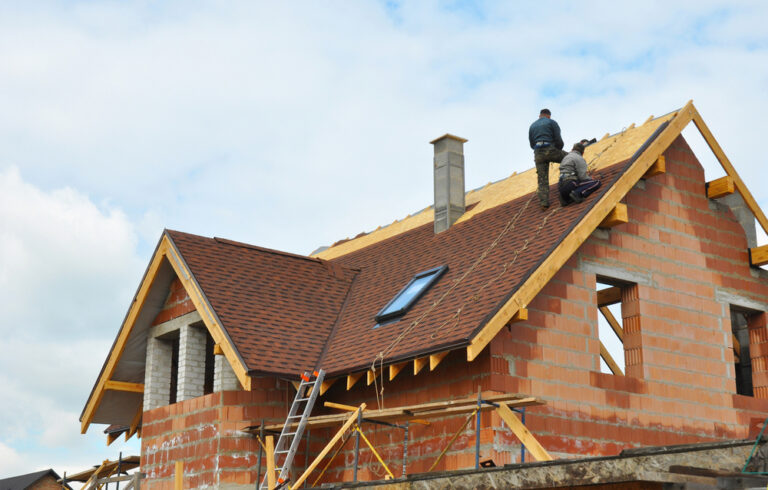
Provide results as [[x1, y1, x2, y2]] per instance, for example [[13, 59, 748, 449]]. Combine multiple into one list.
[[211, 236, 324, 263]]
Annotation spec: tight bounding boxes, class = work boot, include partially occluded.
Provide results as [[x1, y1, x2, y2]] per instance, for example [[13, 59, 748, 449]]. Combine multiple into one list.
[[558, 192, 569, 207], [540, 201, 549, 210], [569, 191, 583, 204]]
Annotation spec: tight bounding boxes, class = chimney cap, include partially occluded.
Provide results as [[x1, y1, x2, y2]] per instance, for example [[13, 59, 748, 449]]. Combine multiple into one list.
[[430, 133, 468, 145]]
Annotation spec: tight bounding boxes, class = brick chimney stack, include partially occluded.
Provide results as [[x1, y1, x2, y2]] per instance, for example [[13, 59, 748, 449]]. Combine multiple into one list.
[[431, 133, 467, 233]]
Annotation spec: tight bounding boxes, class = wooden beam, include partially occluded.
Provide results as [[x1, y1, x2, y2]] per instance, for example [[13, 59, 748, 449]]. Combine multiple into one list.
[[599, 203, 628, 228], [291, 404, 365, 490], [347, 372, 363, 390], [466, 101, 696, 362], [692, 110, 768, 237], [126, 405, 142, 441], [750, 245, 768, 267], [732, 334, 741, 362], [165, 238, 252, 391], [414, 357, 428, 375], [599, 306, 624, 342], [174, 461, 183, 490], [430, 351, 449, 371], [596, 287, 622, 307], [495, 402, 553, 461], [266, 435, 276, 490], [511, 308, 528, 322], [213, 343, 224, 356], [600, 341, 624, 376], [324, 401, 359, 412], [106, 431, 121, 446], [290, 380, 300, 391], [643, 115, 655, 125], [320, 378, 336, 396], [366, 369, 379, 386], [706, 175, 735, 199], [104, 380, 144, 393], [389, 361, 408, 381], [644, 155, 665, 178]]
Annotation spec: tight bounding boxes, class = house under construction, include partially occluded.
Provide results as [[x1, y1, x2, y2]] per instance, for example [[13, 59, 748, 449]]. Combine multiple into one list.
[[79, 100, 768, 489]]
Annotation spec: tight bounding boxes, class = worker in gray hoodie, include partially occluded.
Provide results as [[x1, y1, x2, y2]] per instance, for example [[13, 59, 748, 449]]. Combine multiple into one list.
[[558, 142, 601, 206]]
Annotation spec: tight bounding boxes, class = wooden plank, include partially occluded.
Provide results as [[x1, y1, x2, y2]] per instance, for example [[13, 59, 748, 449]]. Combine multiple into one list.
[[600, 341, 624, 376], [599, 203, 628, 228], [597, 287, 622, 307], [104, 380, 144, 393], [174, 461, 183, 490], [389, 361, 408, 381], [126, 405, 142, 441], [213, 343, 224, 356], [430, 351, 448, 371], [511, 308, 528, 322], [261, 394, 543, 431], [414, 357, 428, 375], [320, 378, 336, 396], [732, 334, 741, 362], [706, 176, 735, 199], [324, 401, 358, 412], [644, 155, 665, 178], [165, 239, 252, 391], [266, 435, 276, 490], [643, 115, 655, 125], [692, 110, 768, 237], [599, 306, 624, 341], [750, 245, 768, 267], [495, 402, 553, 461], [347, 372, 363, 390], [291, 404, 365, 489], [466, 101, 696, 362]]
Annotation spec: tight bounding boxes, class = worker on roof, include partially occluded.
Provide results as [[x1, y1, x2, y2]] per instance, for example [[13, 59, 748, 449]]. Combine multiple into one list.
[[529, 109, 567, 209], [558, 142, 601, 206]]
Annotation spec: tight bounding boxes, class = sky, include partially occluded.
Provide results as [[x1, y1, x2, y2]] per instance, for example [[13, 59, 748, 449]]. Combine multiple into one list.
[[1, 0, 768, 482]]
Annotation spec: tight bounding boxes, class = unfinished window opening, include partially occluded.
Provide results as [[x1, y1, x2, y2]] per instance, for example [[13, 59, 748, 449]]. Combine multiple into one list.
[[375, 265, 448, 324], [169, 336, 179, 405], [203, 330, 215, 395], [596, 278, 635, 376], [731, 306, 760, 397]]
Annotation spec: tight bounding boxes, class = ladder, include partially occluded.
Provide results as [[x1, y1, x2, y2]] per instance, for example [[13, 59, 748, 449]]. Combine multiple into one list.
[[261, 369, 325, 489]]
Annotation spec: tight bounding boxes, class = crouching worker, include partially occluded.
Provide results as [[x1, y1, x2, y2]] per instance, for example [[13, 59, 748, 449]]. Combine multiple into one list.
[[559, 142, 601, 206]]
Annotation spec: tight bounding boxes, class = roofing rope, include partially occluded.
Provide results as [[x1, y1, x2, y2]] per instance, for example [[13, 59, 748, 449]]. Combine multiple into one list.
[[370, 128, 629, 410]]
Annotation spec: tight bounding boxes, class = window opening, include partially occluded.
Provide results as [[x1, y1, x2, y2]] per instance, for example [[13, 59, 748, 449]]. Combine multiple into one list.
[[169, 337, 179, 404], [732, 306, 754, 397], [375, 265, 448, 324], [596, 278, 627, 376], [203, 331, 215, 395]]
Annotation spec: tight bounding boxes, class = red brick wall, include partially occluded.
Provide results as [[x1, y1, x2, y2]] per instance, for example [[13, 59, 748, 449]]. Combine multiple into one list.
[[488, 134, 768, 460], [152, 277, 195, 326]]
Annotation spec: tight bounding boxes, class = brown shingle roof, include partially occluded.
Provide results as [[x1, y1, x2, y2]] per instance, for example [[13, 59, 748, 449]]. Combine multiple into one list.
[[166, 231, 357, 375]]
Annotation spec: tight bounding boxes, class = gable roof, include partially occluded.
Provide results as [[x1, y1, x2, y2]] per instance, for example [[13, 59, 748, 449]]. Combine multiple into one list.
[[0, 469, 70, 490], [81, 100, 768, 434]]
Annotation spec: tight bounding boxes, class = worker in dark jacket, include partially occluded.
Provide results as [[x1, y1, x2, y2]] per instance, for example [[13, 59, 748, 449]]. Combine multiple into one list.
[[529, 109, 568, 209], [558, 142, 601, 206]]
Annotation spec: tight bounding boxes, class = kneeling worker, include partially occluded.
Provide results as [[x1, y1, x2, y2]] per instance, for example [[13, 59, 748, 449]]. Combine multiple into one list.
[[559, 142, 601, 206]]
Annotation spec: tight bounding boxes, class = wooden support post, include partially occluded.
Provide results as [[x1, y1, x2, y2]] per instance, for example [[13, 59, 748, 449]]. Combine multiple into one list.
[[749, 245, 768, 267], [413, 357, 428, 375], [430, 351, 449, 371], [643, 155, 666, 178], [599, 203, 628, 228], [174, 461, 183, 490], [428, 409, 477, 472], [599, 306, 624, 341], [266, 435, 276, 489], [291, 404, 366, 490], [706, 175, 735, 199], [495, 402, 553, 462], [347, 372, 363, 390]]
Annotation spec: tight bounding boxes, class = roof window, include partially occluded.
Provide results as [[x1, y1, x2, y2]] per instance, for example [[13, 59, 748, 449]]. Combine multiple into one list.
[[375, 266, 448, 324]]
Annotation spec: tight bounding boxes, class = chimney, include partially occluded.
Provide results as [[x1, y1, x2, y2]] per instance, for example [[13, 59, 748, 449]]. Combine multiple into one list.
[[431, 133, 467, 233]]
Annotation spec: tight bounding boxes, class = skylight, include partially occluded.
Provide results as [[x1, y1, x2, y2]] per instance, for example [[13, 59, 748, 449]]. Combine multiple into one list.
[[375, 265, 448, 324]]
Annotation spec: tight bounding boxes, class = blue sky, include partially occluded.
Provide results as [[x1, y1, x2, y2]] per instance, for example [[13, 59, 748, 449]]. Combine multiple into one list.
[[1, 0, 767, 482]]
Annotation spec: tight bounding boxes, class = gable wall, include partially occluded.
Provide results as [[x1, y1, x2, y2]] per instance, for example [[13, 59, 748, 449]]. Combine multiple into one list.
[[488, 135, 768, 460]]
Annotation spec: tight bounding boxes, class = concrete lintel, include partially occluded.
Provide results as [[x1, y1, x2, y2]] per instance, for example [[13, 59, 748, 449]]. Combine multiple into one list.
[[579, 260, 653, 287], [150, 311, 202, 339], [715, 289, 768, 313]]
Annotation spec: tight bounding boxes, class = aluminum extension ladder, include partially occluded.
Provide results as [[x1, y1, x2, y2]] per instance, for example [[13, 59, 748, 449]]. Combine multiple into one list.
[[260, 369, 325, 489]]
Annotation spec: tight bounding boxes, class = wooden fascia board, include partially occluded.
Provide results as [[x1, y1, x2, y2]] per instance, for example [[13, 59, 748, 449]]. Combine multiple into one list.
[[467, 100, 696, 361], [163, 236, 251, 391], [691, 110, 768, 237], [80, 237, 171, 434]]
